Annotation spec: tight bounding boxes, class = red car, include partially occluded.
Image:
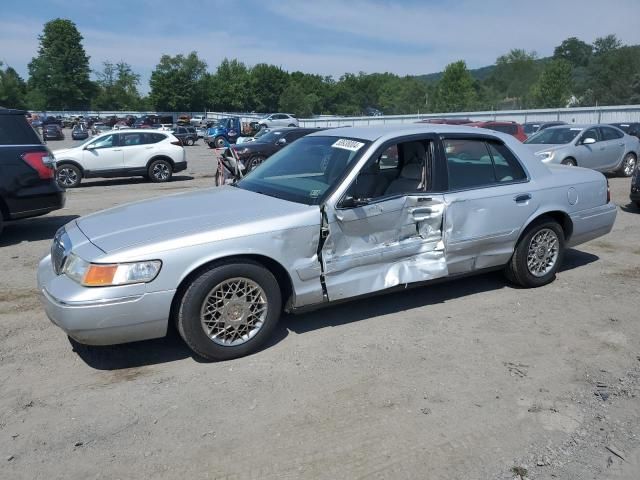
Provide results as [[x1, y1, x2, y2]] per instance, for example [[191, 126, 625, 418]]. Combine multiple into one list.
[[465, 121, 527, 142]]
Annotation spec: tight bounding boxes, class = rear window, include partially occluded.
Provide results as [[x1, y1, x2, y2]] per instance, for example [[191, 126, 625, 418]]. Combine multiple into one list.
[[487, 124, 517, 135], [0, 115, 42, 145]]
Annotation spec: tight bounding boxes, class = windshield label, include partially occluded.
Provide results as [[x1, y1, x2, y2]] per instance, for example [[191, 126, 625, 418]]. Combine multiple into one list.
[[332, 139, 365, 151]]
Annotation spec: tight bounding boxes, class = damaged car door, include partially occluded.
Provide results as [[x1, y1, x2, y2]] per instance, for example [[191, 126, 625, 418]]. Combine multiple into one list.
[[321, 138, 448, 301]]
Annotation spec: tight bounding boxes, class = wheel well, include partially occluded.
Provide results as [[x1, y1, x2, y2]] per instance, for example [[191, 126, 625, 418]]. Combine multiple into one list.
[[146, 156, 175, 169], [527, 211, 573, 241], [563, 156, 577, 166], [169, 254, 294, 325], [56, 160, 85, 175]]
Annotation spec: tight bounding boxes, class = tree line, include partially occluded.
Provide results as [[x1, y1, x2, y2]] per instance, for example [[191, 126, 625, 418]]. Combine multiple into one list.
[[2, 18, 639, 116]]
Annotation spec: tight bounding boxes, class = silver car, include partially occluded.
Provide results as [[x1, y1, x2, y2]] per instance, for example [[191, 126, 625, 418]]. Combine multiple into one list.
[[524, 124, 639, 177], [258, 113, 298, 128], [38, 125, 617, 360]]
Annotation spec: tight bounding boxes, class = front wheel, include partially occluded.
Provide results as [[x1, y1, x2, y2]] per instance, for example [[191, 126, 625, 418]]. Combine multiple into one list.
[[148, 159, 172, 183], [214, 136, 226, 148], [505, 217, 565, 288], [561, 157, 577, 166], [247, 155, 266, 171], [177, 261, 282, 360], [56, 164, 82, 188], [617, 153, 636, 177]]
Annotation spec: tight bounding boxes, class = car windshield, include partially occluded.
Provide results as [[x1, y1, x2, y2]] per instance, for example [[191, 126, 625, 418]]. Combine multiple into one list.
[[523, 124, 540, 135], [524, 127, 581, 145], [237, 136, 370, 205], [255, 130, 287, 143], [254, 128, 270, 139], [218, 118, 234, 129]]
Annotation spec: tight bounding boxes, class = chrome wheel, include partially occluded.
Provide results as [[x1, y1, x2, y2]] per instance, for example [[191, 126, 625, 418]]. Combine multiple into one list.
[[527, 228, 559, 277], [200, 277, 268, 346], [57, 167, 79, 187], [152, 162, 170, 181], [622, 154, 636, 177], [249, 156, 266, 171]]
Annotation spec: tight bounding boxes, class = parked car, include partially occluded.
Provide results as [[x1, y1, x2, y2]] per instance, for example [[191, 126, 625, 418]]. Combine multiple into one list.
[[195, 127, 206, 138], [43, 124, 65, 141], [232, 127, 321, 171], [630, 162, 640, 207], [466, 121, 527, 142], [258, 113, 298, 129], [171, 126, 198, 146], [37, 124, 616, 360], [235, 127, 271, 145], [0, 108, 65, 236], [204, 117, 243, 147], [71, 126, 89, 141], [52, 129, 187, 188], [524, 124, 639, 177], [364, 107, 383, 116], [92, 123, 111, 134], [610, 122, 640, 140], [523, 121, 566, 137], [190, 115, 206, 127]]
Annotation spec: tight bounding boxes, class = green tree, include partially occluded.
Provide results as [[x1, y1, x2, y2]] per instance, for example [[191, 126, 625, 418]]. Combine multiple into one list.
[[149, 52, 208, 111], [531, 59, 573, 108], [593, 34, 622, 56], [27, 18, 93, 109], [208, 58, 252, 112], [94, 61, 141, 110], [584, 45, 640, 105], [433, 61, 477, 112], [0, 62, 27, 109], [278, 81, 318, 117], [553, 37, 593, 68], [487, 49, 540, 108], [250, 63, 289, 113]]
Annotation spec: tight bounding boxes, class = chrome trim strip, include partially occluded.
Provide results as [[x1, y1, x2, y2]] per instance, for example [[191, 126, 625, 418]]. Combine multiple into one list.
[[41, 288, 144, 307]]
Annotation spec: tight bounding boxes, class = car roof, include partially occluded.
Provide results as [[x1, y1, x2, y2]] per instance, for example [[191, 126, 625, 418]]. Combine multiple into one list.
[[0, 107, 27, 115], [466, 121, 518, 126], [306, 124, 509, 142]]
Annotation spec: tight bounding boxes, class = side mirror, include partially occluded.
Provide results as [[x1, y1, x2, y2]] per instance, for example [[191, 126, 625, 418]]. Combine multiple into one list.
[[276, 138, 287, 146], [582, 137, 596, 145], [341, 195, 369, 208], [84, 144, 95, 150]]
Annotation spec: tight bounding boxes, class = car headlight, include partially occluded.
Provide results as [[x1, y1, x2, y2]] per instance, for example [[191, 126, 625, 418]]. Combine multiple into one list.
[[236, 148, 249, 155], [63, 253, 161, 287], [535, 151, 554, 161]]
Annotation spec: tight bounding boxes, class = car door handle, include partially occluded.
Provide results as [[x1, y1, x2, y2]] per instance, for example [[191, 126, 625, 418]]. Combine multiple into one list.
[[618, 143, 625, 147], [409, 207, 434, 222], [112, 149, 122, 152], [514, 194, 531, 203]]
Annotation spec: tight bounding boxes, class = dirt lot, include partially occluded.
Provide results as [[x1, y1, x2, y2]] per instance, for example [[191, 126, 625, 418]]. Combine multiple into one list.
[[1, 135, 639, 479]]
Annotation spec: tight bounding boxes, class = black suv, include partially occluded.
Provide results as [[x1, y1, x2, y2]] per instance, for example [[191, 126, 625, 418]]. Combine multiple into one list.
[[171, 126, 198, 146], [631, 163, 640, 208], [0, 109, 65, 236]]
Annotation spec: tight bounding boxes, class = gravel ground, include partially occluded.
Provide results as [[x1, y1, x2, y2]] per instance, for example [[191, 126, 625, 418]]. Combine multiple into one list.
[[1, 136, 639, 479]]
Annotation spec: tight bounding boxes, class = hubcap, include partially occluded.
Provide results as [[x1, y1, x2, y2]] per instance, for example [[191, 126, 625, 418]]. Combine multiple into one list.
[[200, 277, 268, 346], [153, 163, 170, 180], [527, 228, 559, 277], [623, 155, 636, 176], [57, 167, 78, 187], [252, 157, 265, 169]]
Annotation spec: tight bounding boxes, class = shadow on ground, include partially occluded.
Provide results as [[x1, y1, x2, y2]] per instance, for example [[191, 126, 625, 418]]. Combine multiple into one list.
[[77, 175, 193, 188], [0, 214, 79, 247], [70, 248, 599, 370]]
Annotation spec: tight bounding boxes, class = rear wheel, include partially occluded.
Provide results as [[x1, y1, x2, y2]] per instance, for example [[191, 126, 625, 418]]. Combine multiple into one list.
[[505, 217, 565, 288], [617, 153, 636, 177], [177, 261, 282, 360], [56, 164, 82, 188], [148, 159, 172, 183], [561, 157, 577, 166]]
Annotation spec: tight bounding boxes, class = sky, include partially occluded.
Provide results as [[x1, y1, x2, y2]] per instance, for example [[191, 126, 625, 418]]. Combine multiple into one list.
[[1, 0, 640, 93]]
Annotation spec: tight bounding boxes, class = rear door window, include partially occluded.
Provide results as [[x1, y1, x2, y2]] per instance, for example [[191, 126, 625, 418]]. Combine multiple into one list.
[[600, 126, 624, 140], [0, 115, 44, 145]]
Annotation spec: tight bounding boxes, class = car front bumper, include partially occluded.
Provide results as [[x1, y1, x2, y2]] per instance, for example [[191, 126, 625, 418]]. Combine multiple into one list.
[[37, 254, 175, 346], [173, 161, 187, 173]]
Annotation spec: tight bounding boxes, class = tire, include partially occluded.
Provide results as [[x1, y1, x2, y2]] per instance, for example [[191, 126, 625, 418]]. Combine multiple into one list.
[[505, 217, 565, 288], [56, 164, 82, 188], [147, 159, 173, 183], [214, 136, 226, 148], [288, 124, 296, 127], [177, 261, 282, 361], [617, 153, 636, 177], [0, 215, 3, 238], [247, 155, 267, 171], [208, 142, 216, 149], [561, 157, 577, 166]]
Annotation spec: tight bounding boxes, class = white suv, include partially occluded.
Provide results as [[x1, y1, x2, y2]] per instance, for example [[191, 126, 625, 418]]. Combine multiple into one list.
[[53, 129, 187, 188], [258, 113, 298, 128]]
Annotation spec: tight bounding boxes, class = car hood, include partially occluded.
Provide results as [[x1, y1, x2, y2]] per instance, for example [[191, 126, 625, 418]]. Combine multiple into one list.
[[523, 143, 566, 154], [74, 186, 319, 254]]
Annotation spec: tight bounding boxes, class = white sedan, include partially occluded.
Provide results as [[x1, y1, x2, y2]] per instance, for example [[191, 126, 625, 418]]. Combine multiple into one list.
[[53, 129, 187, 188]]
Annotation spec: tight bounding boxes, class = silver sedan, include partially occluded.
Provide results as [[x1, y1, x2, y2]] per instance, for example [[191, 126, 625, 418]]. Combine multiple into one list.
[[524, 124, 639, 176], [38, 125, 617, 360]]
